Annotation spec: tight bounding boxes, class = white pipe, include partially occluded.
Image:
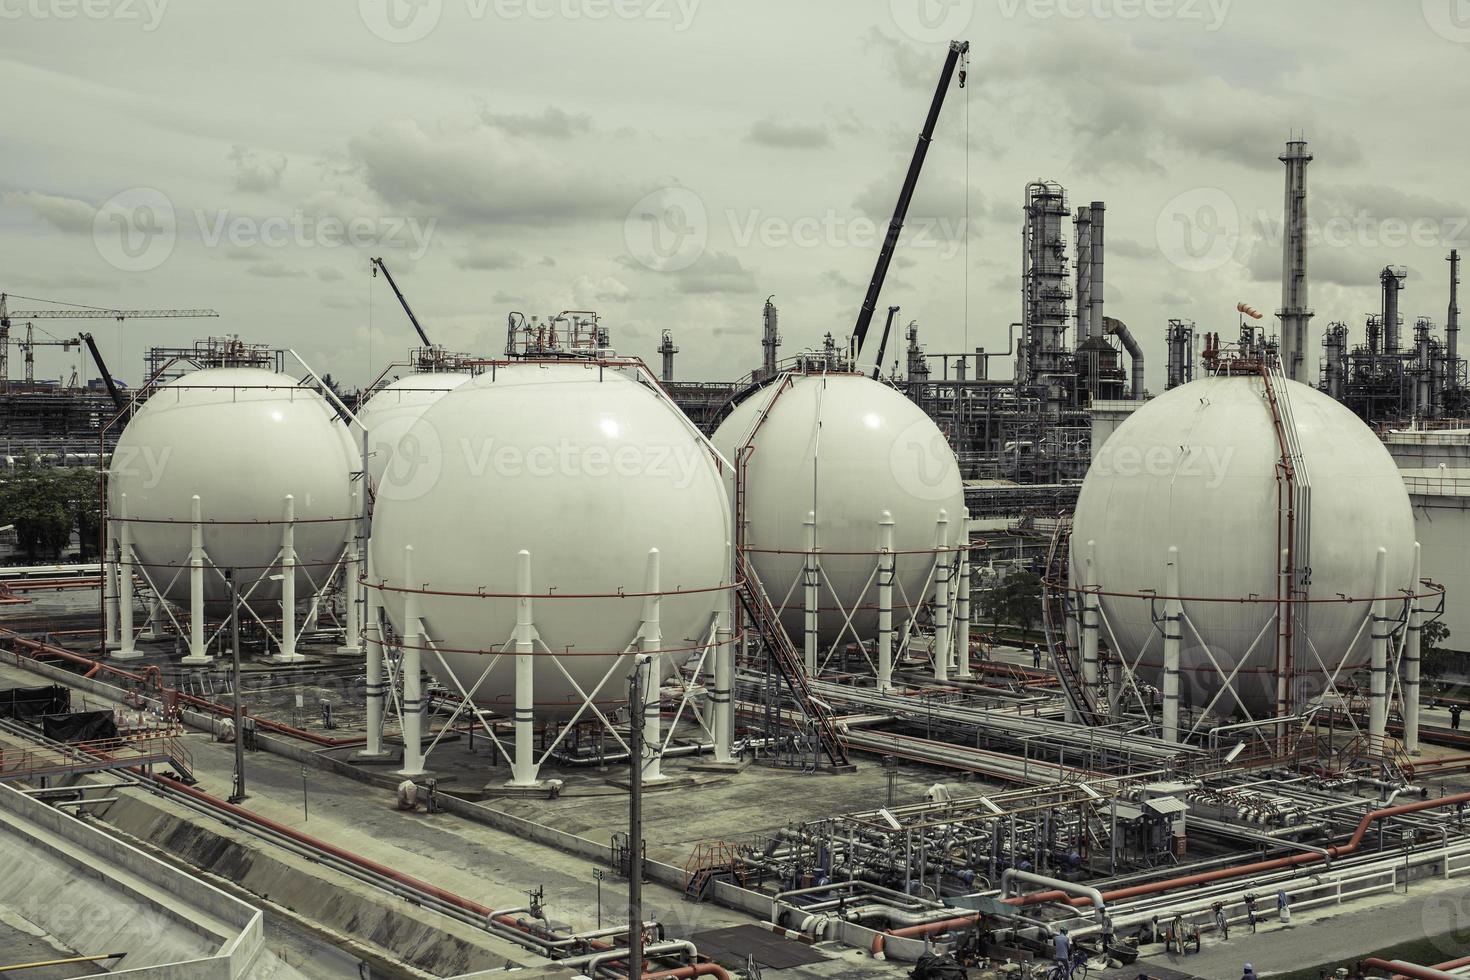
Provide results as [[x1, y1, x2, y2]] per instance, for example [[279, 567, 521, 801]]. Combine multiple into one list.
[[954, 509, 971, 679], [933, 509, 951, 683], [508, 548, 539, 786], [279, 494, 298, 661], [1162, 545, 1182, 742], [877, 511, 896, 693], [641, 548, 666, 783], [804, 511, 819, 677], [1404, 542, 1423, 755], [117, 493, 136, 658], [1002, 868, 1107, 920], [1369, 546, 1389, 758], [397, 543, 426, 778]]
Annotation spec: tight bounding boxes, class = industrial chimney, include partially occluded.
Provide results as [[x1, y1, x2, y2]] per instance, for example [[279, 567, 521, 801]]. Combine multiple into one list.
[[1089, 201, 1105, 348], [1278, 139, 1313, 381], [1449, 249, 1460, 366], [1074, 206, 1092, 343]]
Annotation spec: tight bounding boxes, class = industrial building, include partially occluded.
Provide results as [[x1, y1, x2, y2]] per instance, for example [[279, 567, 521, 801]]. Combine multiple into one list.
[[3, 37, 1470, 980]]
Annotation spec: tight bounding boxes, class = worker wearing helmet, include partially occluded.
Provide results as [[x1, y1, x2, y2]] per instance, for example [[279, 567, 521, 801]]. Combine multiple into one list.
[[1054, 926, 1070, 969], [1242, 964, 1258, 980]]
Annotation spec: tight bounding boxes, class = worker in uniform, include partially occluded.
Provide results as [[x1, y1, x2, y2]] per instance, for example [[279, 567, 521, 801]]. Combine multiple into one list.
[[1033, 643, 1043, 670], [1451, 703, 1463, 731], [1053, 926, 1070, 971], [1241, 965, 1258, 980]]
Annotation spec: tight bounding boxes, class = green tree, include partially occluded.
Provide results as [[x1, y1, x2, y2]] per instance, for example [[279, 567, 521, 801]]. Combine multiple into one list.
[[0, 456, 101, 561], [979, 570, 1044, 636]]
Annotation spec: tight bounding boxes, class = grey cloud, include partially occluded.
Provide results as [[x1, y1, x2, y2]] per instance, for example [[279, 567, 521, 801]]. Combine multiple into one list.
[[229, 145, 288, 193], [675, 252, 757, 295], [349, 119, 628, 227], [746, 118, 832, 150], [492, 290, 518, 303], [316, 266, 345, 282], [456, 249, 526, 271], [5, 191, 94, 234], [478, 105, 592, 140], [246, 262, 309, 279]]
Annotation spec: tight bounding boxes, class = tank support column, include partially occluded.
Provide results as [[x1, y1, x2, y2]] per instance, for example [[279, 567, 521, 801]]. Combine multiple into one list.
[[877, 511, 896, 692], [711, 605, 735, 764], [1162, 545, 1182, 743], [507, 549, 542, 787], [103, 524, 121, 650], [954, 509, 972, 679], [358, 546, 394, 762], [1369, 546, 1390, 758], [273, 494, 304, 664], [339, 455, 366, 655], [114, 494, 142, 661], [803, 512, 819, 678], [933, 509, 951, 683], [640, 548, 667, 783], [181, 494, 213, 666], [397, 544, 426, 778], [1081, 539, 1100, 710], [1404, 542, 1423, 755]]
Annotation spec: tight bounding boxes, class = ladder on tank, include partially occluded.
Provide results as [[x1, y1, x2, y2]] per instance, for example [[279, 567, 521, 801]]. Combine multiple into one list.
[[1261, 358, 1312, 717], [1042, 519, 1104, 726], [736, 556, 852, 770]]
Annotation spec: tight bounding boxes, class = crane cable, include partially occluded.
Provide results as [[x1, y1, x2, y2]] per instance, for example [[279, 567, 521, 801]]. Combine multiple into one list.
[[963, 45, 970, 360]]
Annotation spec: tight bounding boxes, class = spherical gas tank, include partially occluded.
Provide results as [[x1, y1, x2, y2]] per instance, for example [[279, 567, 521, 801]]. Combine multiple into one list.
[[1072, 375, 1415, 715], [356, 373, 472, 491], [370, 362, 730, 720], [108, 368, 355, 606], [711, 373, 965, 645]]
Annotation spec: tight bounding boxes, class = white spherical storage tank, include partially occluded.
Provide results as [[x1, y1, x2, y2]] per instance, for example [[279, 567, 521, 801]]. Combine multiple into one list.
[[1071, 375, 1415, 715], [107, 368, 356, 606], [711, 373, 966, 648], [356, 373, 472, 490], [369, 362, 730, 720]]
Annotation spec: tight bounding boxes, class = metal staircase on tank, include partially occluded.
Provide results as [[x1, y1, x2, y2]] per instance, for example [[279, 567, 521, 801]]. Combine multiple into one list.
[[1042, 519, 1104, 726], [736, 558, 853, 770], [1261, 357, 1313, 721]]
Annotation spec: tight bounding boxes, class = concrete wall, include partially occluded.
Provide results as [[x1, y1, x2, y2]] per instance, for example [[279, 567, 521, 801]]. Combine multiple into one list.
[[1408, 485, 1470, 653], [0, 782, 263, 979]]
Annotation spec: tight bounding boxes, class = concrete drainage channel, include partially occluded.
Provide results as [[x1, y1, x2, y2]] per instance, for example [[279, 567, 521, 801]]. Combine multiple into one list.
[[0, 651, 757, 975]]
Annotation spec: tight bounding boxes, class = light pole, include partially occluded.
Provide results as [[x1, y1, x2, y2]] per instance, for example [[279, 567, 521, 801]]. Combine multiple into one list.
[[227, 570, 247, 804]]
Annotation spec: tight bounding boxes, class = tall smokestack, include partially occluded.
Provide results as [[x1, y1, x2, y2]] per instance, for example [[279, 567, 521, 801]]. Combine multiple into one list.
[[1278, 139, 1313, 381], [761, 295, 780, 378], [1089, 201, 1105, 347], [1074, 206, 1092, 343], [1449, 249, 1461, 365], [1381, 266, 1406, 352]]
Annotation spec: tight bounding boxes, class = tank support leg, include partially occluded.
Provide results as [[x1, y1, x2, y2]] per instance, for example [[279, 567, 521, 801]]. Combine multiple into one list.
[[507, 549, 542, 787], [933, 509, 951, 683], [181, 494, 213, 666], [103, 524, 121, 650], [339, 482, 363, 654], [712, 605, 735, 764], [1162, 545, 1182, 743], [803, 511, 819, 678], [1404, 542, 1423, 755], [640, 548, 667, 783], [358, 541, 394, 762], [114, 494, 142, 661], [272, 494, 305, 664], [1081, 539, 1099, 710], [397, 544, 427, 778], [1369, 546, 1390, 758], [877, 511, 896, 693], [955, 509, 972, 679]]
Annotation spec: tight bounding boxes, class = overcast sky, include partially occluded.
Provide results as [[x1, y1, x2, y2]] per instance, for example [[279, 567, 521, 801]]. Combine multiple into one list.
[[3, 0, 1468, 390]]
